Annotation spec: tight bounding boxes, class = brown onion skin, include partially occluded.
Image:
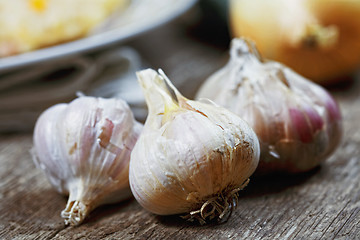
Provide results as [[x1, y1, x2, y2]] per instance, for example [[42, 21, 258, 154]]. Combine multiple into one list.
[[229, 0, 360, 85]]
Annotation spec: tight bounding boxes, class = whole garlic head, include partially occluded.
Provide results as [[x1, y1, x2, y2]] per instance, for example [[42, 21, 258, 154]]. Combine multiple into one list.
[[196, 38, 342, 173], [129, 69, 260, 223], [32, 96, 142, 225]]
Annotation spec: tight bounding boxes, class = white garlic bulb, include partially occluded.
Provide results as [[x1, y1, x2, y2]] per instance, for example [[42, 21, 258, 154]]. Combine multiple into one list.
[[32, 96, 142, 225], [129, 69, 260, 223], [196, 38, 342, 173]]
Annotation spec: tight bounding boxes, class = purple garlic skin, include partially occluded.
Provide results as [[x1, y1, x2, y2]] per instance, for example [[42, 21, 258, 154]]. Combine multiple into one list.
[[196, 38, 342, 173], [32, 96, 142, 225]]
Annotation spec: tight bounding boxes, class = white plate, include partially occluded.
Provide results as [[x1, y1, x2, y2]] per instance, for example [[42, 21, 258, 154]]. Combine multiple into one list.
[[0, 0, 197, 73]]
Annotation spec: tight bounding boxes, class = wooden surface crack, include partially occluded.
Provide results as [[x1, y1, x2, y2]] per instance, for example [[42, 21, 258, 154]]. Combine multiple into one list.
[[320, 200, 351, 239], [45, 226, 67, 240]]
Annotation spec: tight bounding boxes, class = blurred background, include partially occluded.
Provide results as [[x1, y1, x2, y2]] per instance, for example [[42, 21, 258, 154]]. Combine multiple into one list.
[[1, 0, 359, 133]]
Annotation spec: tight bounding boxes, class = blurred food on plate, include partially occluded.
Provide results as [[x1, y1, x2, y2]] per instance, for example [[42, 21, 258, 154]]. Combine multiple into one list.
[[0, 0, 129, 57]]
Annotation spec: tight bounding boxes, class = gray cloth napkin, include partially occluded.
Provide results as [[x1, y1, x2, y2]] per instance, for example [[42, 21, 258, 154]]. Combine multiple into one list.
[[0, 47, 146, 133]]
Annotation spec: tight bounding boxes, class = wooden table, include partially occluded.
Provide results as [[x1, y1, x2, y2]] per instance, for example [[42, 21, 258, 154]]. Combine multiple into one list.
[[1, 7, 359, 240]]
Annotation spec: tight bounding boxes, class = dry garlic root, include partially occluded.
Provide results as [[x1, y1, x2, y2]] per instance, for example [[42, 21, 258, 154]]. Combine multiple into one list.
[[129, 69, 260, 224], [32, 96, 142, 225], [196, 38, 342, 174]]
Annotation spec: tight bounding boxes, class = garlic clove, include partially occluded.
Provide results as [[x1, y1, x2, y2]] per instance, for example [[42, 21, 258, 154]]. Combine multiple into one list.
[[196, 38, 342, 174], [129, 69, 260, 223], [32, 96, 142, 225]]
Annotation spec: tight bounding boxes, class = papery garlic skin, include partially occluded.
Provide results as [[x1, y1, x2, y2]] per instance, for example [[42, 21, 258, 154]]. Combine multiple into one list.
[[129, 69, 259, 222], [196, 38, 342, 174], [32, 96, 142, 225]]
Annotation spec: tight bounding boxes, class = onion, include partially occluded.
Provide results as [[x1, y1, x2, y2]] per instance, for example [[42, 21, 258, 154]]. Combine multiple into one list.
[[229, 0, 360, 85]]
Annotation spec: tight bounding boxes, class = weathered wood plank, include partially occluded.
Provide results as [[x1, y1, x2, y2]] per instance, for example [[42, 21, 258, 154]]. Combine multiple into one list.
[[1, 18, 359, 240]]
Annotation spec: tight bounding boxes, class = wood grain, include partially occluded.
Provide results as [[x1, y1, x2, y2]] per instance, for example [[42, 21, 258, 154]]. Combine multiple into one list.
[[1, 14, 359, 240]]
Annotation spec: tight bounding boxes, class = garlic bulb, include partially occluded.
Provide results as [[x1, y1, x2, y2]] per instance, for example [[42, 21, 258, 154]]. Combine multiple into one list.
[[229, 0, 360, 85], [129, 69, 260, 223], [196, 38, 342, 174], [32, 96, 142, 225]]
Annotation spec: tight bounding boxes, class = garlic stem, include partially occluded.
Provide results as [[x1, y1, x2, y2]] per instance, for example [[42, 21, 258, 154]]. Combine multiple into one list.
[[230, 38, 263, 63], [136, 69, 177, 123], [230, 38, 264, 64]]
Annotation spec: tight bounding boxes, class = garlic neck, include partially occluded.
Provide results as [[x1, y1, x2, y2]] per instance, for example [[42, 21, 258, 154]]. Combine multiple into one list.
[[230, 38, 264, 63], [137, 69, 192, 128]]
